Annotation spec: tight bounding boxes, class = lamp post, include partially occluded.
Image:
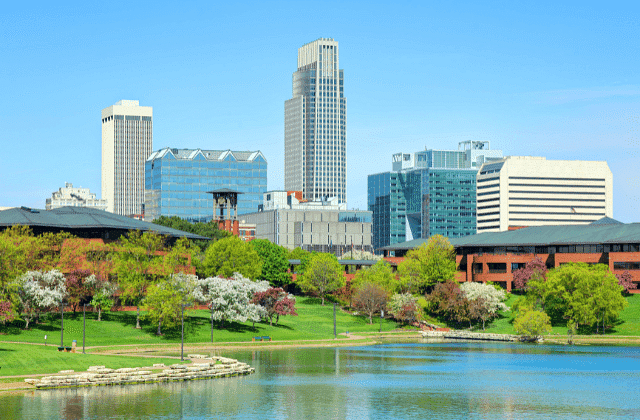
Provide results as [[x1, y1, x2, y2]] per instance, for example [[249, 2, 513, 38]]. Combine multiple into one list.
[[380, 310, 384, 333], [82, 303, 86, 354], [60, 301, 65, 348], [211, 299, 214, 343], [181, 300, 186, 362], [333, 303, 337, 339]]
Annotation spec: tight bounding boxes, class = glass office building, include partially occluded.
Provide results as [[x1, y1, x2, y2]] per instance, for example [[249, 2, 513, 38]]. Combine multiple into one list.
[[368, 142, 502, 251], [145, 148, 267, 222]]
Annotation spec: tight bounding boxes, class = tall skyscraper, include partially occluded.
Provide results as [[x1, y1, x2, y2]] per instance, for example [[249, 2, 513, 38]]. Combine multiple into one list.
[[101, 100, 153, 216], [285, 38, 347, 203]]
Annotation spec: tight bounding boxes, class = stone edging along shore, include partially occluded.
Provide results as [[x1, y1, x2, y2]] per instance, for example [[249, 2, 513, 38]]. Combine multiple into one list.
[[23, 355, 254, 390], [421, 330, 532, 342]]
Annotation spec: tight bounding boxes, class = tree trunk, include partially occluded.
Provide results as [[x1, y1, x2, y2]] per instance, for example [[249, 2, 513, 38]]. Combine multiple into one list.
[[97, 306, 102, 322], [157, 319, 162, 335], [136, 306, 141, 329], [321, 296, 325, 306], [276, 314, 280, 325], [219, 319, 224, 329], [24, 317, 30, 330], [482, 319, 485, 331], [369, 313, 373, 324]]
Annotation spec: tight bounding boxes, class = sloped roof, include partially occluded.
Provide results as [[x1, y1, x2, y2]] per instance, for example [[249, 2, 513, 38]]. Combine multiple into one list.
[[148, 148, 266, 163], [382, 217, 639, 250], [0, 206, 208, 240]]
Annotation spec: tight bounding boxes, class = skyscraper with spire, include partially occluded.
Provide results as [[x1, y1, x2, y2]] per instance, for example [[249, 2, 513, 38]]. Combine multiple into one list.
[[284, 38, 347, 203]]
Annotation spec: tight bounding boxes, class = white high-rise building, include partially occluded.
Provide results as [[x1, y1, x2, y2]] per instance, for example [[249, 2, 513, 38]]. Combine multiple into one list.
[[101, 100, 153, 216], [285, 38, 347, 203], [46, 182, 107, 211], [476, 156, 613, 232]]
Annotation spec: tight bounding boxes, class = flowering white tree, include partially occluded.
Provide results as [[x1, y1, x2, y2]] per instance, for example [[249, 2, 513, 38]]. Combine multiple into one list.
[[388, 293, 421, 324], [338, 249, 382, 261], [88, 277, 118, 322], [459, 282, 509, 330], [16, 270, 67, 329], [192, 273, 269, 328]]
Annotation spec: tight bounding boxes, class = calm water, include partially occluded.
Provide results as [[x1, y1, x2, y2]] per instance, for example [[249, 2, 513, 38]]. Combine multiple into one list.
[[3, 341, 640, 419]]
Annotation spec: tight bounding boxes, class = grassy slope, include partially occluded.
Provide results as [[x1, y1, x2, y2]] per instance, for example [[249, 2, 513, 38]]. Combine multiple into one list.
[[0, 297, 399, 347], [0, 343, 179, 377], [481, 293, 640, 335]]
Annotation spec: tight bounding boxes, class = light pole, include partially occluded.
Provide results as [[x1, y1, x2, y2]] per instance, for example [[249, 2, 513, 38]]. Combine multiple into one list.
[[380, 310, 384, 333], [333, 303, 337, 339], [60, 301, 65, 348], [82, 303, 86, 354], [211, 299, 214, 343], [181, 300, 186, 362]]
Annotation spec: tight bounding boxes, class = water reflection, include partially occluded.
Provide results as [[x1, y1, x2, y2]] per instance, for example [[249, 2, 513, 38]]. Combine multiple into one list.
[[4, 342, 640, 419]]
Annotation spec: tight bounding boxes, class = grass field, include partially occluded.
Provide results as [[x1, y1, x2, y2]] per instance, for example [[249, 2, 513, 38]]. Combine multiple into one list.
[[0, 297, 400, 347], [0, 342, 179, 377]]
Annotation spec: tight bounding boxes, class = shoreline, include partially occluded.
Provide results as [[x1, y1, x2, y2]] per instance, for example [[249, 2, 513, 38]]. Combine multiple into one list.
[[3, 332, 640, 393]]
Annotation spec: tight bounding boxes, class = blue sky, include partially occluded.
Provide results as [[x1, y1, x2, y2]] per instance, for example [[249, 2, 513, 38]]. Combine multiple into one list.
[[1, 1, 639, 221]]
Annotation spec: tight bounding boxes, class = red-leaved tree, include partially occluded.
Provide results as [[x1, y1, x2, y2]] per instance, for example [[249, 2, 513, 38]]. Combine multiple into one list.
[[251, 287, 298, 326], [352, 282, 388, 324], [426, 281, 470, 326], [615, 271, 637, 293], [66, 269, 102, 313], [513, 257, 547, 290], [0, 300, 14, 324]]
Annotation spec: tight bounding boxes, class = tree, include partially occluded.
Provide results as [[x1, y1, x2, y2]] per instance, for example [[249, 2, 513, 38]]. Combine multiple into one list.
[[615, 271, 637, 294], [352, 282, 388, 324], [338, 249, 382, 261], [0, 300, 14, 324], [388, 293, 421, 324], [540, 263, 627, 332], [251, 239, 291, 288], [512, 257, 547, 291], [251, 287, 298, 326], [514, 310, 552, 340], [90, 280, 117, 321], [397, 235, 456, 294], [192, 274, 269, 328], [16, 270, 67, 329], [143, 273, 197, 335], [152, 216, 230, 249], [351, 260, 398, 295], [459, 282, 509, 330], [65, 269, 97, 314], [202, 236, 262, 279], [298, 253, 346, 305], [113, 231, 168, 329], [426, 281, 470, 326]]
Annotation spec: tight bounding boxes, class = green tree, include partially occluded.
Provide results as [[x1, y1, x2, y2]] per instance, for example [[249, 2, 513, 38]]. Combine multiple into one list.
[[143, 273, 197, 335], [113, 231, 168, 329], [298, 253, 346, 305], [152, 216, 230, 249], [351, 260, 398, 294], [514, 310, 552, 339], [202, 235, 262, 279], [250, 239, 292, 287], [397, 235, 456, 293], [538, 263, 627, 332]]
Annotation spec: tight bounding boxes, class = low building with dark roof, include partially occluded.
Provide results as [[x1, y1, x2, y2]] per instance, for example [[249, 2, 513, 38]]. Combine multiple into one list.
[[0, 206, 208, 243], [382, 217, 639, 292]]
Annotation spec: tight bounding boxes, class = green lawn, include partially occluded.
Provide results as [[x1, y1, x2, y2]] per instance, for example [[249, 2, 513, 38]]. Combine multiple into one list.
[[0, 342, 179, 377], [0, 297, 399, 347]]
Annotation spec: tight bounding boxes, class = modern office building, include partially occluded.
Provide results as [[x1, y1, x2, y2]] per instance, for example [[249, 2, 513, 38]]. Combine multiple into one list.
[[284, 38, 347, 204], [368, 141, 503, 251], [476, 156, 613, 232], [46, 182, 108, 211], [144, 147, 267, 223], [101, 100, 153, 216], [242, 191, 372, 254]]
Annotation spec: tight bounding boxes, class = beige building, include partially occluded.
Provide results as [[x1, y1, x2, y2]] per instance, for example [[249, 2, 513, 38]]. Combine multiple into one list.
[[285, 38, 347, 204], [101, 100, 153, 216], [46, 182, 107, 211], [242, 191, 371, 254], [476, 156, 613, 232]]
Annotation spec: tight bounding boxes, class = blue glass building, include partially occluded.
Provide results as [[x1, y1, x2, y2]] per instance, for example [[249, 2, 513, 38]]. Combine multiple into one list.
[[368, 142, 502, 251], [144, 148, 267, 222]]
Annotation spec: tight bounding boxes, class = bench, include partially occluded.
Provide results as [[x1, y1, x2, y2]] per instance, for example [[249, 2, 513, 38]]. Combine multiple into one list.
[[251, 336, 272, 342], [58, 347, 72, 352]]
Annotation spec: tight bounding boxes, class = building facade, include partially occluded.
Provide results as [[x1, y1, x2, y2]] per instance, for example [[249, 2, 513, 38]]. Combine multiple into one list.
[[284, 38, 347, 203], [476, 156, 613, 232], [144, 148, 267, 222], [242, 191, 372, 254], [101, 100, 153, 216], [368, 141, 502, 251], [46, 183, 107, 211]]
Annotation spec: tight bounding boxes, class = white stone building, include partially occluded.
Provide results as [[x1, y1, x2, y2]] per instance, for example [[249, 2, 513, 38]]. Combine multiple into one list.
[[46, 183, 107, 211], [101, 100, 153, 216], [476, 156, 613, 232], [285, 38, 347, 204]]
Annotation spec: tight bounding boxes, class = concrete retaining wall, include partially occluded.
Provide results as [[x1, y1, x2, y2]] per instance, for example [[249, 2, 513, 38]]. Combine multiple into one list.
[[25, 356, 254, 390], [421, 330, 525, 342]]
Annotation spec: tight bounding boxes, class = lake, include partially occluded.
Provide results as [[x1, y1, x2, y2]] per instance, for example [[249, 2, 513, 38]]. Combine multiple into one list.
[[3, 341, 640, 419]]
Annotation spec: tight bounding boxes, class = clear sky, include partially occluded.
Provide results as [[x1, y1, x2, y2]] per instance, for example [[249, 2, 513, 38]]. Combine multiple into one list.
[[1, 1, 639, 221]]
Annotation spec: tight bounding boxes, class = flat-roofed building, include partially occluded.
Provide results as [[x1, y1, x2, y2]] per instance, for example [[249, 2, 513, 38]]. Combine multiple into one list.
[[476, 156, 613, 232], [46, 183, 107, 211]]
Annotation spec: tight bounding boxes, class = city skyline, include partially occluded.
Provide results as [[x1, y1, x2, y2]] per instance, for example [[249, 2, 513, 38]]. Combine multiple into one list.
[[1, 2, 639, 221]]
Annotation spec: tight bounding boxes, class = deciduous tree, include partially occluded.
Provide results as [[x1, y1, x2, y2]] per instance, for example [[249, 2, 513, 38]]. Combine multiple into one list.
[[514, 310, 552, 339], [512, 257, 547, 291], [16, 270, 67, 329], [351, 260, 398, 295], [251, 287, 298, 326], [459, 282, 509, 330], [202, 236, 262, 279], [298, 253, 346, 305], [152, 215, 230, 250], [388, 293, 421, 324], [615, 271, 637, 294], [397, 235, 456, 294], [143, 273, 198, 335], [352, 282, 388, 324], [90, 280, 118, 321], [251, 239, 291, 288], [426, 281, 470, 326]]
